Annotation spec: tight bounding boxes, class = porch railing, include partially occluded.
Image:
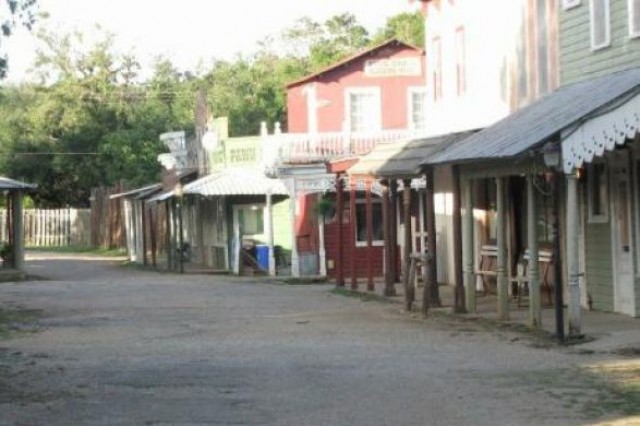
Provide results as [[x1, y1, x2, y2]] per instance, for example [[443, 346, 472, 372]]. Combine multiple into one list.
[[261, 124, 428, 167]]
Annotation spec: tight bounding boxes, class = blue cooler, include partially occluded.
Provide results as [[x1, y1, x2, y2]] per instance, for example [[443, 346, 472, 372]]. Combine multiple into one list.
[[256, 245, 269, 271]]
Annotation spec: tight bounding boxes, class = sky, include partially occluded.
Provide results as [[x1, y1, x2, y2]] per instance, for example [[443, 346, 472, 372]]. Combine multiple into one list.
[[4, 0, 419, 83]]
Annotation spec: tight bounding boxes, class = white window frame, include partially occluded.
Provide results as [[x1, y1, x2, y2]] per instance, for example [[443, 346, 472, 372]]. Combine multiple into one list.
[[563, 0, 581, 10], [431, 36, 443, 102], [587, 160, 609, 223], [455, 26, 467, 96], [590, 0, 611, 50], [354, 198, 384, 247], [629, 0, 640, 38], [407, 87, 427, 131], [344, 87, 382, 133]]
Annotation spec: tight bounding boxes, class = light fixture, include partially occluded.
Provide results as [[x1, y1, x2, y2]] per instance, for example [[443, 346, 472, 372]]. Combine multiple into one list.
[[542, 141, 561, 169]]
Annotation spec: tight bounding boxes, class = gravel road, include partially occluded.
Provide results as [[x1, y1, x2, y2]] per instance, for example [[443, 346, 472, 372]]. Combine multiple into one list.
[[0, 252, 636, 426]]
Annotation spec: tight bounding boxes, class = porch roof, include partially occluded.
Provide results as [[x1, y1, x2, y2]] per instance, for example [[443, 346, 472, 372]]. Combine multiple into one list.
[[109, 183, 162, 200], [349, 131, 476, 178], [423, 67, 640, 166], [182, 169, 288, 197], [0, 176, 36, 191]]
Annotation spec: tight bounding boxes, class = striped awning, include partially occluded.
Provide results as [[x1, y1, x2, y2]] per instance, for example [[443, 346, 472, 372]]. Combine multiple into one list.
[[183, 169, 288, 196]]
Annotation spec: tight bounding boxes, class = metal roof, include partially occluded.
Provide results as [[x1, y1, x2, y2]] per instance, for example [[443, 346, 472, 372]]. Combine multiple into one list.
[[147, 190, 175, 203], [109, 183, 162, 200], [183, 169, 288, 197], [424, 67, 640, 166], [348, 131, 476, 177], [0, 177, 36, 191]]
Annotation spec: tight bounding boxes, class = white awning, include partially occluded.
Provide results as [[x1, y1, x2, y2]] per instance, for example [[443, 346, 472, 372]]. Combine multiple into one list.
[[183, 169, 288, 196]]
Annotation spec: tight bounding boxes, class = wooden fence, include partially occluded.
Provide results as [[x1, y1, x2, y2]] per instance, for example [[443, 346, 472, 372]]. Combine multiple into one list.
[[0, 209, 91, 247], [90, 185, 126, 249]]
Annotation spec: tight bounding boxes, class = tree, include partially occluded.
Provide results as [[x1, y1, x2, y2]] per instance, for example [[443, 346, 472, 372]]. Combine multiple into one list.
[[371, 11, 425, 48], [0, 0, 38, 78]]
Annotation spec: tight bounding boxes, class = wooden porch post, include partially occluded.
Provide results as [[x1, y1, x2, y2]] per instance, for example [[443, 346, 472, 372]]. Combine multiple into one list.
[[452, 166, 466, 313], [390, 180, 399, 282], [463, 177, 476, 312], [402, 179, 415, 306], [289, 179, 300, 277], [149, 205, 157, 268], [496, 177, 509, 320], [335, 173, 345, 287], [165, 200, 172, 271], [366, 178, 374, 291], [527, 174, 541, 328], [11, 191, 24, 270], [350, 177, 358, 289], [425, 167, 440, 306], [566, 172, 581, 336], [382, 180, 395, 296], [142, 200, 148, 266], [266, 189, 276, 277]]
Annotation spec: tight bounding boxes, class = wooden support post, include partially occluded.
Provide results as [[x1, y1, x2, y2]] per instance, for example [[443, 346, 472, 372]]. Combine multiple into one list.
[[527, 174, 541, 328], [365, 178, 374, 291], [452, 166, 466, 313], [402, 179, 413, 308], [177, 197, 184, 274], [496, 177, 509, 320], [266, 189, 276, 277], [463, 177, 476, 313], [390, 180, 399, 282], [290, 179, 300, 277], [382, 180, 395, 296], [149, 205, 157, 268], [425, 168, 440, 306], [566, 172, 581, 336], [165, 200, 172, 271], [142, 201, 148, 266], [11, 191, 24, 270], [350, 178, 358, 289], [336, 173, 345, 287]]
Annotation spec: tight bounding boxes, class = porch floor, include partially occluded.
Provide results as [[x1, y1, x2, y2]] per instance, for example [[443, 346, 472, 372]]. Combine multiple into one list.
[[340, 278, 640, 352]]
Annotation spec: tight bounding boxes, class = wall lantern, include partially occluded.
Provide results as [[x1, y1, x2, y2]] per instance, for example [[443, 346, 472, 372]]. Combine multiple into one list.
[[542, 141, 561, 170]]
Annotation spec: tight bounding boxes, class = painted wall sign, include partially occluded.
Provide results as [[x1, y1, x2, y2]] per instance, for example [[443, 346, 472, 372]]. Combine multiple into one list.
[[364, 58, 422, 77]]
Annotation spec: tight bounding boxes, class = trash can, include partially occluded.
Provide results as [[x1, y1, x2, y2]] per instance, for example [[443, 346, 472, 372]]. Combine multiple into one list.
[[255, 245, 269, 271]]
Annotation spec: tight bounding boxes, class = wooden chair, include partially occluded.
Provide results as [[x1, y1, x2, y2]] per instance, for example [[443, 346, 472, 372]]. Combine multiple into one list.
[[513, 248, 554, 307], [475, 245, 498, 295]]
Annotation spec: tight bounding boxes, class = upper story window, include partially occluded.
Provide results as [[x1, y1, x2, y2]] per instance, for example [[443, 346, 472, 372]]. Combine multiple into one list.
[[408, 88, 427, 130], [345, 88, 381, 133], [590, 0, 611, 50], [630, 0, 640, 37], [455, 27, 466, 96], [431, 36, 443, 102]]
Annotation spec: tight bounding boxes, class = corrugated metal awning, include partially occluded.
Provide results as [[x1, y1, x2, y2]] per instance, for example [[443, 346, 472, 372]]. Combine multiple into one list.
[[109, 183, 162, 200], [423, 67, 640, 166], [183, 169, 288, 196], [0, 177, 36, 191], [348, 131, 477, 178]]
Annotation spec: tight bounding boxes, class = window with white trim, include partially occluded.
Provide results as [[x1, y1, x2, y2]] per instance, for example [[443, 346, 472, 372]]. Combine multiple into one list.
[[355, 198, 384, 245], [590, 0, 611, 50], [630, 0, 640, 37], [408, 88, 427, 130], [455, 27, 467, 96], [563, 0, 581, 10], [588, 162, 609, 222], [431, 36, 443, 101], [346, 88, 381, 132]]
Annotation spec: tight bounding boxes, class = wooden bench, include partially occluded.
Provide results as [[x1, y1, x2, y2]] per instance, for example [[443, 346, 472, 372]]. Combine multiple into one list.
[[512, 248, 554, 307]]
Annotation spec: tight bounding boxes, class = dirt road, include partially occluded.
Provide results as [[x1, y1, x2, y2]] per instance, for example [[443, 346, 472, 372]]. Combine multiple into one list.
[[0, 253, 636, 425]]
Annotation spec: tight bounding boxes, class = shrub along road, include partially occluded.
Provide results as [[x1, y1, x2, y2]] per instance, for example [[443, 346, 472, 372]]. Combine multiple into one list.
[[0, 252, 638, 425]]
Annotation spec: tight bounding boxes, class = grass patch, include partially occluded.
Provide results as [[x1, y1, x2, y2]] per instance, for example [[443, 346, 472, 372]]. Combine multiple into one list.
[[0, 305, 42, 340], [27, 246, 127, 256], [330, 287, 393, 304]]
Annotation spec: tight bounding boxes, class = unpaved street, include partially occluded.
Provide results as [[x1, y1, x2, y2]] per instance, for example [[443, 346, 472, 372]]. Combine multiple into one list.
[[0, 253, 636, 425]]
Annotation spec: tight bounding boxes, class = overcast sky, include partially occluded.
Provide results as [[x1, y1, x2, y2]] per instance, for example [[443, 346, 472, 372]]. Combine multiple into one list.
[[3, 0, 419, 83]]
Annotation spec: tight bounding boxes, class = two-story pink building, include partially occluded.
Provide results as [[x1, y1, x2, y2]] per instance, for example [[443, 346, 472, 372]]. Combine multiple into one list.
[[266, 39, 428, 279]]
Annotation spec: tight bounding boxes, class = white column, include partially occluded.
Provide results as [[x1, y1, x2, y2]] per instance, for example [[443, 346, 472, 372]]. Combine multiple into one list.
[[266, 189, 276, 277], [318, 194, 327, 276], [463, 178, 476, 312], [527, 175, 541, 329], [566, 173, 581, 336], [496, 177, 509, 320], [290, 179, 300, 277]]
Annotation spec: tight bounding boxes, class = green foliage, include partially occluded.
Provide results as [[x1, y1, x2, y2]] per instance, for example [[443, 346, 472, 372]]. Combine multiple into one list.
[[0, 10, 425, 206]]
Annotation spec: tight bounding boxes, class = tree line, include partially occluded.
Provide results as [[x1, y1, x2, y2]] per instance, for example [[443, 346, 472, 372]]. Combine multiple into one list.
[[0, 11, 424, 207]]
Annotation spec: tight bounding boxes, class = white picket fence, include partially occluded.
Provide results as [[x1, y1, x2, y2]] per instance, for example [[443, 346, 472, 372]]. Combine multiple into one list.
[[0, 208, 92, 247]]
